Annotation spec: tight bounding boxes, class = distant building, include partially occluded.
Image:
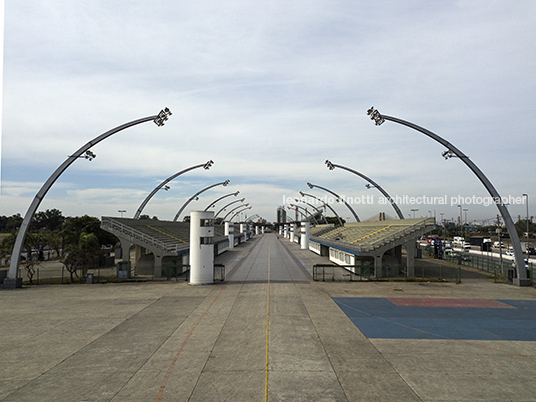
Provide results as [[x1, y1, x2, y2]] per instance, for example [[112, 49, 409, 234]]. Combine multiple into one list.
[[276, 206, 286, 224]]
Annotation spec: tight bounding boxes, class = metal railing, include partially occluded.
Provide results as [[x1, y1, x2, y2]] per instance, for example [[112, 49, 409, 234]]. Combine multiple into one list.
[[312, 264, 371, 282], [101, 217, 183, 253], [164, 263, 225, 282], [367, 218, 435, 251]]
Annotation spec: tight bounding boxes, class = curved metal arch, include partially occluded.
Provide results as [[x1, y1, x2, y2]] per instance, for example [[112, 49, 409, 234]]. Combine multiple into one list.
[[228, 206, 252, 223], [134, 160, 213, 219], [8, 109, 171, 280], [299, 191, 344, 226], [295, 197, 328, 224], [325, 160, 404, 219], [367, 106, 529, 285], [307, 182, 360, 222], [215, 198, 246, 219], [221, 203, 249, 222], [290, 203, 319, 225], [173, 180, 230, 222], [204, 191, 239, 211]]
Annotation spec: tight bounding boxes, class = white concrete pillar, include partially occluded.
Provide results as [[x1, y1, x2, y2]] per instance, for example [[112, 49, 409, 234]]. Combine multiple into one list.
[[284, 224, 288, 238], [301, 222, 310, 249], [290, 223, 295, 242], [224, 221, 230, 236], [279, 225, 282, 235], [255, 226, 259, 235], [240, 223, 246, 241], [228, 223, 234, 249], [262, 226, 265, 234], [190, 211, 215, 285]]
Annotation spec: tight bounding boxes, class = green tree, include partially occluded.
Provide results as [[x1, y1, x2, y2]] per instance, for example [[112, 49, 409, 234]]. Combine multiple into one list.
[[61, 232, 102, 282], [31, 209, 65, 232]]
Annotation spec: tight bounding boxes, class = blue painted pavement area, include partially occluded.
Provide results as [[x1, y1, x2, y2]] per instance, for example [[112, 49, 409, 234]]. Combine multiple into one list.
[[333, 297, 536, 341]]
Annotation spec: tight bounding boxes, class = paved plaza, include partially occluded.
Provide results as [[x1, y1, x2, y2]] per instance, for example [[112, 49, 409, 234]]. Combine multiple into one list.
[[1, 233, 536, 401]]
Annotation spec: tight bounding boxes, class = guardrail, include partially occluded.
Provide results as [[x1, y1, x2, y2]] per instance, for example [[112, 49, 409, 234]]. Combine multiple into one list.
[[164, 263, 225, 282], [312, 264, 371, 282], [101, 217, 182, 253], [367, 218, 436, 251]]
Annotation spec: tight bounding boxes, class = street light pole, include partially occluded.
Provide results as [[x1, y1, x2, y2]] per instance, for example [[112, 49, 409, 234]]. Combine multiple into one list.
[[367, 106, 529, 285], [173, 180, 230, 222], [228, 206, 252, 223], [215, 198, 246, 219], [295, 197, 328, 224], [325, 160, 404, 219], [306, 182, 360, 222], [221, 203, 249, 222], [523, 193, 529, 261], [5, 108, 172, 286], [299, 191, 344, 226], [204, 191, 239, 211], [134, 160, 214, 219]]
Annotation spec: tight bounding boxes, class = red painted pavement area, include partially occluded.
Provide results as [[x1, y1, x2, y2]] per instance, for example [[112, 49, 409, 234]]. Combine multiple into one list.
[[386, 298, 514, 308]]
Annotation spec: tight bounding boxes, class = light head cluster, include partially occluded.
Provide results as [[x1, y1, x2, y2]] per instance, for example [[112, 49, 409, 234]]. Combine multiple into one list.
[[204, 160, 214, 169], [154, 107, 172, 126], [367, 106, 385, 126]]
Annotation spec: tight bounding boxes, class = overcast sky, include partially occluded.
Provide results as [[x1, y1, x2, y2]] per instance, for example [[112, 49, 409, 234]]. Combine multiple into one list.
[[1, 0, 535, 224]]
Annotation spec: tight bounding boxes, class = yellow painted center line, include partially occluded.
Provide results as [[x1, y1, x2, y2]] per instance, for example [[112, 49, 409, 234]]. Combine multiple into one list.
[[265, 241, 271, 401]]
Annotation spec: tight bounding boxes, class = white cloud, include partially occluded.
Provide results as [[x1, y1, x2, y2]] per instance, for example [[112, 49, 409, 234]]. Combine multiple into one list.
[[2, 0, 535, 223]]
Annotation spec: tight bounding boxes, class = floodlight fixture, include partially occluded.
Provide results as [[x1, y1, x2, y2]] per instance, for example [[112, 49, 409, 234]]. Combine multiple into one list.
[[153, 107, 172, 126], [204, 160, 214, 169], [366, 106, 385, 125]]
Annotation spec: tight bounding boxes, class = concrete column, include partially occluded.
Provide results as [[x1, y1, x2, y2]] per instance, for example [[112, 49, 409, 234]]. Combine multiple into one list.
[[374, 254, 383, 279], [224, 221, 230, 236], [284, 224, 288, 238], [279, 225, 282, 235], [261, 226, 265, 234], [190, 211, 215, 285], [228, 223, 234, 249], [405, 241, 415, 277], [120, 240, 132, 262], [255, 226, 259, 235], [301, 221, 310, 250], [290, 223, 295, 242], [240, 223, 246, 241], [154, 255, 163, 277]]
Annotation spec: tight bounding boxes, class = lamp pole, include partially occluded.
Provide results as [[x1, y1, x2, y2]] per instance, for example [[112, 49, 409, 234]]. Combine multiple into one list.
[[306, 182, 360, 222], [134, 160, 213, 219], [215, 198, 246, 219], [173, 180, 230, 222], [295, 197, 329, 224], [523, 193, 529, 261], [221, 203, 249, 222], [118, 210, 126, 218], [290, 203, 318, 224], [367, 106, 529, 285], [325, 160, 404, 219], [204, 191, 239, 211], [299, 191, 344, 226], [6, 108, 172, 286], [410, 209, 419, 219], [228, 206, 252, 223]]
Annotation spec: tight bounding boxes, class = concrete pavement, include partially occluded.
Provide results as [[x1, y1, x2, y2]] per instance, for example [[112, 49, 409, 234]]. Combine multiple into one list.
[[1, 232, 536, 401]]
